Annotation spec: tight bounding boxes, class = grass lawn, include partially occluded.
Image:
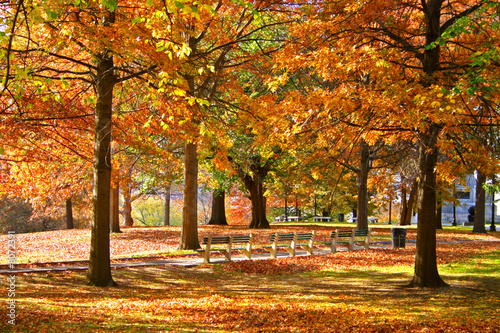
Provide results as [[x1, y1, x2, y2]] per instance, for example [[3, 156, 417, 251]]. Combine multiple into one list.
[[0, 225, 499, 332]]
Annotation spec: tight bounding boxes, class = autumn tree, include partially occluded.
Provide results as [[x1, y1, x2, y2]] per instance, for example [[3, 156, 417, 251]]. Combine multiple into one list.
[[149, 1, 296, 240], [1, 0, 192, 286], [273, 0, 500, 288]]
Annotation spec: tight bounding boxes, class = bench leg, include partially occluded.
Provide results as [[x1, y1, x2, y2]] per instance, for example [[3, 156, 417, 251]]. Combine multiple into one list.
[[301, 245, 313, 255], [220, 250, 231, 261], [197, 250, 210, 263], [241, 249, 252, 260], [330, 242, 337, 253], [264, 246, 277, 259]]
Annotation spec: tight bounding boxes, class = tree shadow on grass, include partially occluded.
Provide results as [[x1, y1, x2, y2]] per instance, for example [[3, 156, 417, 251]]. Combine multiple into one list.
[[2, 264, 500, 332]]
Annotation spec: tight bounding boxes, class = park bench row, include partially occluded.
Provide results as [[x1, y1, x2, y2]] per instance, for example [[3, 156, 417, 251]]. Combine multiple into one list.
[[197, 228, 371, 263]]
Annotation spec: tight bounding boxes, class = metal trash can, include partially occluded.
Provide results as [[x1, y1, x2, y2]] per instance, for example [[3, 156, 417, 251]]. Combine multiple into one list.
[[391, 228, 407, 248], [338, 213, 344, 222]]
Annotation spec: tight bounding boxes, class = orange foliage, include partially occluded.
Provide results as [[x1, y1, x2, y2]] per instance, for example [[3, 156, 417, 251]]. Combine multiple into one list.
[[226, 188, 252, 225]]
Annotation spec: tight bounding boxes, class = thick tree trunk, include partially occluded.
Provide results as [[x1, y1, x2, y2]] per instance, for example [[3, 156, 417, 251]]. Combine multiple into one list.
[[65, 198, 74, 230], [110, 186, 121, 233], [409, 125, 448, 288], [245, 176, 270, 229], [409, 0, 449, 288], [179, 142, 200, 249], [473, 170, 487, 233], [208, 189, 228, 225], [356, 141, 370, 230], [164, 184, 171, 226], [88, 45, 116, 287]]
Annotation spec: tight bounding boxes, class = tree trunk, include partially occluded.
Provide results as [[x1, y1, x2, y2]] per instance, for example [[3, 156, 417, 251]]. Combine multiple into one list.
[[284, 189, 288, 221], [164, 183, 171, 226], [245, 176, 270, 229], [436, 203, 443, 230], [490, 177, 496, 232], [473, 170, 487, 233], [208, 189, 228, 225], [65, 198, 74, 230], [356, 141, 370, 230], [88, 43, 116, 287], [400, 186, 408, 224], [122, 188, 134, 227], [179, 142, 200, 250], [409, 125, 448, 288], [409, 0, 449, 288], [110, 186, 121, 233], [400, 180, 418, 226]]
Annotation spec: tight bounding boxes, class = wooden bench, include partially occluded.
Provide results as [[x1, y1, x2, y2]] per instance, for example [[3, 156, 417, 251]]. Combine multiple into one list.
[[322, 228, 371, 253], [197, 234, 253, 263], [352, 228, 371, 250], [263, 231, 315, 259]]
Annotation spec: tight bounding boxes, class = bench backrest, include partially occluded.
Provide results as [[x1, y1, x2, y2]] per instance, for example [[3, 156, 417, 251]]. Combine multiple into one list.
[[269, 233, 295, 242], [202, 235, 252, 245], [296, 232, 314, 241], [202, 236, 231, 245], [335, 230, 353, 238], [354, 229, 369, 237], [232, 235, 252, 244]]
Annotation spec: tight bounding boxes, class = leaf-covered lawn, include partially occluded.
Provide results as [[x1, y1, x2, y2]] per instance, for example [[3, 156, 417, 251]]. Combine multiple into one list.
[[0, 226, 499, 332], [0, 225, 497, 265], [0, 247, 499, 332]]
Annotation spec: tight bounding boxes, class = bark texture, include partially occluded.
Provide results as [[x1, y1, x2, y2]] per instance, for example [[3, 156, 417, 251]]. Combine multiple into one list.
[[122, 188, 134, 227], [473, 170, 487, 233], [164, 184, 171, 226], [110, 186, 121, 233], [409, 125, 448, 288], [65, 198, 74, 230], [179, 142, 200, 249], [356, 141, 370, 230], [245, 176, 270, 229], [436, 204, 443, 230], [208, 189, 228, 225], [88, 45, 116, 287], [399, 180, 418, 226]]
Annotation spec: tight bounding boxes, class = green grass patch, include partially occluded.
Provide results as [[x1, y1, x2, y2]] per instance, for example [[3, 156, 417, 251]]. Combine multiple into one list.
[[440, 250, 500, 276]]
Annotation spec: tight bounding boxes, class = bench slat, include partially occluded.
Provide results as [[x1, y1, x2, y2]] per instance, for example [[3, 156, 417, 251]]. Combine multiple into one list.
[[337, 230, 353, 237], [354, 230, 368, 236], [232, 236, 251, 243], [270, 233, 295, 242], [296, 233, 314, 240]]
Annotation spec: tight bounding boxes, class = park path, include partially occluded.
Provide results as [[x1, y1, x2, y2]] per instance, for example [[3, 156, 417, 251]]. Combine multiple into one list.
[[0, 242, 399, 274], [5, 236, 500, 274], [9, 236, 500, 274]]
